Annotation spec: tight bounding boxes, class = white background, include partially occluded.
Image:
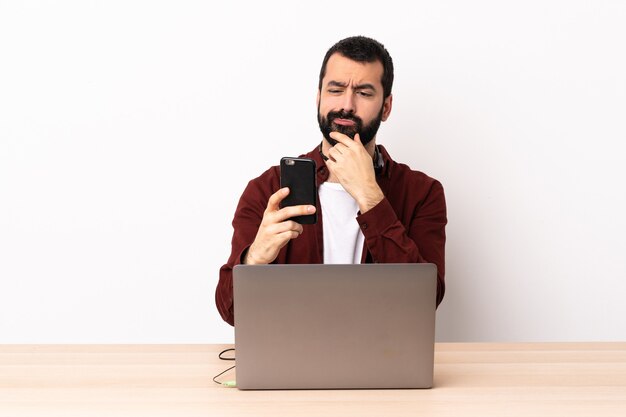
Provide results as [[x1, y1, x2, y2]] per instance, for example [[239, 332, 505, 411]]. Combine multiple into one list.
[[1, 0, 625, 343]]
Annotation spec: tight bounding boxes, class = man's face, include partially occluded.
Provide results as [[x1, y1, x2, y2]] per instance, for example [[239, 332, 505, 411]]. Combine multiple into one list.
[[317, 53, 392, 146]]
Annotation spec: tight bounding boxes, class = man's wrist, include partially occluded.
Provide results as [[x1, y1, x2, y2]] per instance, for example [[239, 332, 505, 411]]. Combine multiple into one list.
[[244, 247, 261, 265], [356, 185, 384, 214]]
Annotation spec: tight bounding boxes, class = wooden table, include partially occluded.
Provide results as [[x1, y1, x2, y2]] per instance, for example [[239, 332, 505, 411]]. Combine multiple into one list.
[[1, 343, 625, 416]]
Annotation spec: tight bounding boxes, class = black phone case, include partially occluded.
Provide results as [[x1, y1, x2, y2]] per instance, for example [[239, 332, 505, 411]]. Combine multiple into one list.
[[280, 157, 317, 224]]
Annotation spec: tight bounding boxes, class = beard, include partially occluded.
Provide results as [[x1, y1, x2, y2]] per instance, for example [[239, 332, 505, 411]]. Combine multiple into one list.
[[317, 104, 384, 147]]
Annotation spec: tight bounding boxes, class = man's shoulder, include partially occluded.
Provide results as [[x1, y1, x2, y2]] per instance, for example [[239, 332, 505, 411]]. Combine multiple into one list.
[[393, 161, 441, 186], [380, 145, 442, 189]]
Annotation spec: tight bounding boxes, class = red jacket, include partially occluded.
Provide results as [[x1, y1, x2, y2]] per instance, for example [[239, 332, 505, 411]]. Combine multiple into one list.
[[216, 144, 447, 326]]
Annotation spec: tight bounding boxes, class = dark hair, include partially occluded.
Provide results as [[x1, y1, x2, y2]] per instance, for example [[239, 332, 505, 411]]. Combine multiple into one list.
[[318, 36, 394, 98]]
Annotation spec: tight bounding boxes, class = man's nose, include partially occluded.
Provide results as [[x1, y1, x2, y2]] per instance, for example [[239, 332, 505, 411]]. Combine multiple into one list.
[[340, 91, 356, 113]]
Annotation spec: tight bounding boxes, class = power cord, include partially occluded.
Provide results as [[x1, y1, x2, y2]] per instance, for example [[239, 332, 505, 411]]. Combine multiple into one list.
[[213, 348, 236, 387]]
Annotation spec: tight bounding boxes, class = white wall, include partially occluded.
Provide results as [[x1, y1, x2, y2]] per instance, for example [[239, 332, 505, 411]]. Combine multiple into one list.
[[1, 0, 625, 343]]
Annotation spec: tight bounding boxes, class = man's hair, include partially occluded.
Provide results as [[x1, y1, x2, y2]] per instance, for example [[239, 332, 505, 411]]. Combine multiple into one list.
[[318, 36, 394, 98]]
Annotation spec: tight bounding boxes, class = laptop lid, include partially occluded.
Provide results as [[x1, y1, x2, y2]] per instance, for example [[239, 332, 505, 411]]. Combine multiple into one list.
[[233, 263, 437, 390]]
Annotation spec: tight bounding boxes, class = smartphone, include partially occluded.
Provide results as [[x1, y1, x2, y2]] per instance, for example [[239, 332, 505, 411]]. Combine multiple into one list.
[[279, 157, 317, 224]]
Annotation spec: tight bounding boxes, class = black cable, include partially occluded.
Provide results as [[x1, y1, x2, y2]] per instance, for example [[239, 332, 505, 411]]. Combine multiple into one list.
[[212, 364, 236, 385], [213, 348, 236, 386], [218, 348, 236, 361]]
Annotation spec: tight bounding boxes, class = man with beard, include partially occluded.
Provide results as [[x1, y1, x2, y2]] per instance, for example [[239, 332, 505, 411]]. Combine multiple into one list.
[[215, 36, 447, 326]]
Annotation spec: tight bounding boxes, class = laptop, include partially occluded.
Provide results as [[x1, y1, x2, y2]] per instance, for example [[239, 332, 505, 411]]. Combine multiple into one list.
[[232, 263, 437, 390]]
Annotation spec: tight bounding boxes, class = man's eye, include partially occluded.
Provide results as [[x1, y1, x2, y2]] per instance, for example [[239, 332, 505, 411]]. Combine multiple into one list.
[[328, 89, 342, 94], [357, 91, 373, 97]]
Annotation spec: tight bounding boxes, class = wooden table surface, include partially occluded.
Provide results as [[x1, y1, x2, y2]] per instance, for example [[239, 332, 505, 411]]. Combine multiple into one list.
[[1, 343, 625, 416]]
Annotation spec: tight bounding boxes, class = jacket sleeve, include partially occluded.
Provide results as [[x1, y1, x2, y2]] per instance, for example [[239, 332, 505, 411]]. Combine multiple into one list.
[[356, 180, 447, 306], [215, 173, 277, 326]]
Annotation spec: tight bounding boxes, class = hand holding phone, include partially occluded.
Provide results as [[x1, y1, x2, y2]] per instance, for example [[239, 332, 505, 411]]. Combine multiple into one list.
[[244, 159, 317, 265]]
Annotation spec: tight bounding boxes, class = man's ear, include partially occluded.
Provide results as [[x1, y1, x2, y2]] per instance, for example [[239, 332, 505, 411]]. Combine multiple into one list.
[[382, 94, 393, 121], [316, 90, 320, 108]]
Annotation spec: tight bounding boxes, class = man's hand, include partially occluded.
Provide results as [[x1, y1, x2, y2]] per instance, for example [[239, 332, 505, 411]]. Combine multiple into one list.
[[244, 187, 316, 265], [326, 132, 384, 213]]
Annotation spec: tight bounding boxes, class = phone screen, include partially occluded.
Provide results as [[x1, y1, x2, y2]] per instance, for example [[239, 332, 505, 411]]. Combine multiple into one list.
[[279, 157, 317, 224]]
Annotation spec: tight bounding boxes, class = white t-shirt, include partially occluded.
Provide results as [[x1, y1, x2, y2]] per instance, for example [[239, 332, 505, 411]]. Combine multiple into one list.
[[318, 182, 365, 264]]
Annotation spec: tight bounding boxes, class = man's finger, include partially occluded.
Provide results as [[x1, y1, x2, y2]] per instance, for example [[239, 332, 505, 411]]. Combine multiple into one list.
[[329, 131, 363, 150], [266, 187, 290, 212], [329, 131, 353, 146], [330, 141, 349, 154], [268, 220, 303, 236], [327, 146, 345, 163], [276, 229, 302, 243], [274, 204, 316, 223]]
